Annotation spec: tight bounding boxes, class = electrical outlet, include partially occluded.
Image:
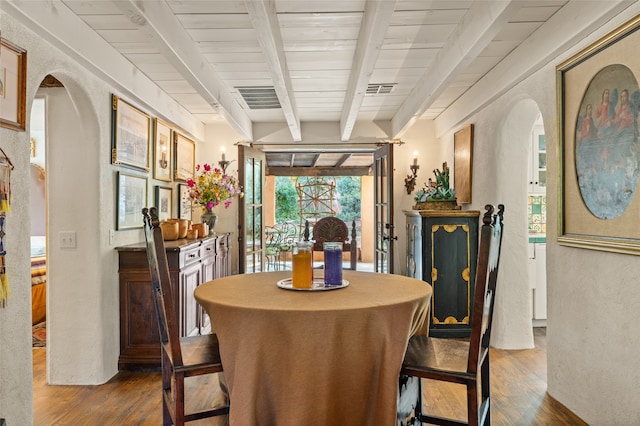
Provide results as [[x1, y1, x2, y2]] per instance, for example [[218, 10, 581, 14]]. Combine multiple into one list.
[[59, 231, 77, 248]]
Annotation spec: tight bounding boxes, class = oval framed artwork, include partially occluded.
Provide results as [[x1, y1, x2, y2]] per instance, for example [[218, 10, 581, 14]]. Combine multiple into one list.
[[558, 14, 640, 255], [574, 64, 639, 220]]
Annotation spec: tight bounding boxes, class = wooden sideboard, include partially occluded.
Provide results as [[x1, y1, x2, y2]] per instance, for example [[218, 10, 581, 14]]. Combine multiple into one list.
[[404, 210, 479, 337], [115, 234, 230, 369]]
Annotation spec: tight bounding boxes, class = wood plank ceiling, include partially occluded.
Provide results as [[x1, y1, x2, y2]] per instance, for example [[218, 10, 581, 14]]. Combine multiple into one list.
[[13, 0, 570, 173]]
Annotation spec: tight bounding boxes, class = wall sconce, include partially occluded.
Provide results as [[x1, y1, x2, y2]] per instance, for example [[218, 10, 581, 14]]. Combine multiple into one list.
[[218, 146, 235, 173], [404, 152, 419, 194]]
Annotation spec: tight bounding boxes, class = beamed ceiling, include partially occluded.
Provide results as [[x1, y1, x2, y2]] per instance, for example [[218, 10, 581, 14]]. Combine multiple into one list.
[[5, 0, 630, 173]]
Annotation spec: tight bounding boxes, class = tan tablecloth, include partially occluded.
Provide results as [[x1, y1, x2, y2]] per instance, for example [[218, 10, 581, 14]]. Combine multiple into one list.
[[194, 270, 431, 426]]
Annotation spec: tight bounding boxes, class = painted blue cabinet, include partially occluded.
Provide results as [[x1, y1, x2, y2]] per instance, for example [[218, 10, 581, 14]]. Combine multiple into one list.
[[405, 210, 480, 337]]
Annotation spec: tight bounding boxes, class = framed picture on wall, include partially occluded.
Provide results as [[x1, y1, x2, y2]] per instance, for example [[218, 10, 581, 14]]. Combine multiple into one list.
[[111, 94, 151, 171], [454, 124, 474, 204], [178, 183, 192, 220], [154, 185, 173, 221], [153, 119, 173, 181], [116, 172, 148, 230], [557, 15, 640, 255], [174, 132, 195, 181], [0, 38, 27, 131]]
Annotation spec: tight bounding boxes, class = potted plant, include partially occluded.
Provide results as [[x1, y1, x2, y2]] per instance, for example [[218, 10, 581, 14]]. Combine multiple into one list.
[[413, 162, 460, 210]]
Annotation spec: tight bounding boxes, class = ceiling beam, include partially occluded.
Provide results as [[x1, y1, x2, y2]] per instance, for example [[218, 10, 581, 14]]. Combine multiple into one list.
[[391, 0, 523, 137], [245, 0, 301, 141], [2, 0, 206, 139], [116, 0, 253, 140], [267, 166, 372, 177], [335, 154, 352, 167], [340, 0, 397, 142], [434, 0, 637, 137]]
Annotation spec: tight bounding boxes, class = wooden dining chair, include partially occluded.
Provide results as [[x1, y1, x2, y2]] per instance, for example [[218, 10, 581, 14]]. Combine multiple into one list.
[[142, 208, 229, 425], [304, 216, 358, 270], [400, 204, 505, 426]]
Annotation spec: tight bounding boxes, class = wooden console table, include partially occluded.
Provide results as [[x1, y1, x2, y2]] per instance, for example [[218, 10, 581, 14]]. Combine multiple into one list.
[[115, 234, 230, 369]]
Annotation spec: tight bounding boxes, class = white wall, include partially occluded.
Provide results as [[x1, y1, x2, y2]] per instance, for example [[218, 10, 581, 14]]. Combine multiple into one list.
[[4, 3, 640, 425], [0, 11, 205, 424], [202, 123, 245, 275], [395, 119, 441, 275], [544, 9, 640, 423], [437, 5, 640, 423]]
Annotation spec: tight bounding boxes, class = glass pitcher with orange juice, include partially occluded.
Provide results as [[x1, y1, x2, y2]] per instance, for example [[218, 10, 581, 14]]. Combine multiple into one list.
[[292, 241, 313, 289]]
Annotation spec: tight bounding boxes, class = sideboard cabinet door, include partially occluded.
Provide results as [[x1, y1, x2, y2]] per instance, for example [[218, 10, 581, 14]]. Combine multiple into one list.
[[404, 210, 479, 338]]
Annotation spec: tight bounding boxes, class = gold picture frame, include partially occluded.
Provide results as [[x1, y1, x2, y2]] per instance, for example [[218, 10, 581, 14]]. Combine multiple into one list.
[[454, 124, 474, 204], [153, 119, 173, 181], [557, 15, 640, 255], [0, 38, 27, 131], [174, 132, 195, 181], [111, 94, 151, 171]]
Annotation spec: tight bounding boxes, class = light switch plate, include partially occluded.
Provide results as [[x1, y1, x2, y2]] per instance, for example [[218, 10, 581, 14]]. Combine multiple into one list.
[[59, 231, 77, 248]]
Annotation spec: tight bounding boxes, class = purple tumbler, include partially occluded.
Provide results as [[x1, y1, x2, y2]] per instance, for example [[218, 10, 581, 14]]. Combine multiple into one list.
[[323, 242, 343, 286]]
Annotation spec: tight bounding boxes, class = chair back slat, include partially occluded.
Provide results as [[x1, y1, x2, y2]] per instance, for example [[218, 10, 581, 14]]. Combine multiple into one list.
[[304, 216, 359, 270], [467, 204, 505, 373], [142, 207, 184, 367]]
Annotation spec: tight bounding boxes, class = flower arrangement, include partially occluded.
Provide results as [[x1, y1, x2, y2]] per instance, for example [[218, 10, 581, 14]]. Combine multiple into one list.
[[186, 163, 242, 212]]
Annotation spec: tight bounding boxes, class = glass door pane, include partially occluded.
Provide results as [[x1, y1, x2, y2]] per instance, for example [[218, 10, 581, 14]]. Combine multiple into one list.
[[239, 146, 266, 274], [373, 143, 394, 274]]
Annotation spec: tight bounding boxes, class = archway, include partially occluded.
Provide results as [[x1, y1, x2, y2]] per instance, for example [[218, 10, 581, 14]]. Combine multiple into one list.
[[29, 73, 104, 384], [490, 97, 543, 350]]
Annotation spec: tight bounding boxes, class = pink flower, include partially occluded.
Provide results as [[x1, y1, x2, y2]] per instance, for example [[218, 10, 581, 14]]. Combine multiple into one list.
[[188, 163, 241, 210]]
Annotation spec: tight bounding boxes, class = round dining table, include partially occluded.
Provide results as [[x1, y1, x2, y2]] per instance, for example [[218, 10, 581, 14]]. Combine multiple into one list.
[[194, 270, 431, 426]]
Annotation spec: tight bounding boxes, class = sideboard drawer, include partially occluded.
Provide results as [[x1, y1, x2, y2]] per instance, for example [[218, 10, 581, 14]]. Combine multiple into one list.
[[180, 245, 202, 268]]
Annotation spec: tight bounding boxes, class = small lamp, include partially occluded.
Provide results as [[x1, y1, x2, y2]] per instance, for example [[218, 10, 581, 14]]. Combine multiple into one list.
[[404, 152, 419, 194]]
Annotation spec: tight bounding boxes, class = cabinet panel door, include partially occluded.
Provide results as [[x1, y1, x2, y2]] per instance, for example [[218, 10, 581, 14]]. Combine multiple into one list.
[[180, 263, 201, 337], [119, 273, 161, 368], [215, 235, 230, 278], [424, 216, 478, 337]]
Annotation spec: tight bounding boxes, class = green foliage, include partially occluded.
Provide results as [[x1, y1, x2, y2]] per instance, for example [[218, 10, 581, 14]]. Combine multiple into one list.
[[275, 176, 299, 221], [274, 176, 361, 223], [335, 176, 361, 223]]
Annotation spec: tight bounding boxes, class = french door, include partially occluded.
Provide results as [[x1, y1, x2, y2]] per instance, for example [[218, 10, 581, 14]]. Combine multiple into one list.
[[373, 143, 395, 274], [238, 145, 266, 274]]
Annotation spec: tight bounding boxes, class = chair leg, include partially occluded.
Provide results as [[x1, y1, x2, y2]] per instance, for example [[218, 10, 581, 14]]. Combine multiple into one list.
[[161, 348, 173, 426], [480, 358, 491, 426], [174, 372, 186, 425], [467, 380, 479, 426]]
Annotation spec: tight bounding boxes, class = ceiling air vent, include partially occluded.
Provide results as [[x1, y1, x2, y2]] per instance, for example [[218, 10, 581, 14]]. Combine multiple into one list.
[[366, 83, 396, 95], [236, 86, 281, 109]]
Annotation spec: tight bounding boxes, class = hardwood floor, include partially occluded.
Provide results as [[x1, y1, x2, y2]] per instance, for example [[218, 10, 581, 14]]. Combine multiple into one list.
[[33, 328, 586, 425]]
